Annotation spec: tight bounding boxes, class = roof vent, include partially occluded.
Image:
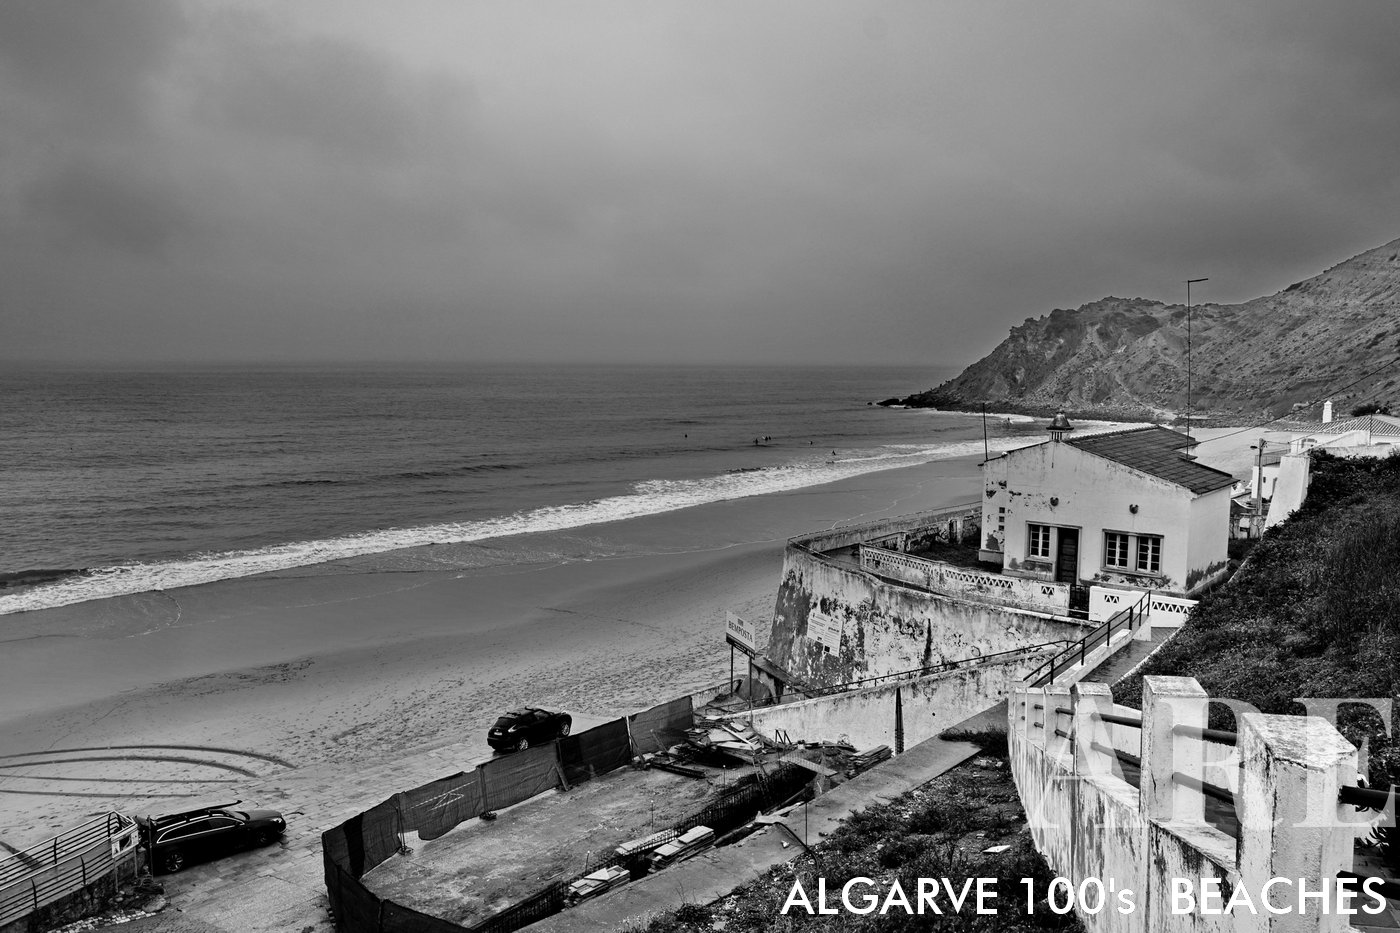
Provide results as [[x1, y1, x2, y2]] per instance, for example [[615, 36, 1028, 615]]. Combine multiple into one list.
[[1047, 410, 1074, 443]]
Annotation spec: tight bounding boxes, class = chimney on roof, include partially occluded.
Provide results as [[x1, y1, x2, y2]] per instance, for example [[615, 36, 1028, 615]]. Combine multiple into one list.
[[1047, 410, 1074, 443], [1323, 400, 1333, 423]]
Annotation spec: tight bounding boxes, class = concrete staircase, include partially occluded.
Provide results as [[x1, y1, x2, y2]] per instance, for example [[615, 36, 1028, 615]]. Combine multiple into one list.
[[1076, 627, 1172, 685]]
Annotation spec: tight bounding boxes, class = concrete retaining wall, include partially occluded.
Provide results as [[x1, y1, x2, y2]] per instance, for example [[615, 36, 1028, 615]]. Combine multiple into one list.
[[766, 543, 1091, 686], [716, 648, 1051, 750]]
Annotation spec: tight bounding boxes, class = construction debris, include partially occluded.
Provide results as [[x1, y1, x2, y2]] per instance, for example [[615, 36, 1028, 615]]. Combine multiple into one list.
[[564, 865, 630, 906], [648, 825, 715, 871], [848, 745, 892, 773], [614, 829, 678, 859], [778, 754, 838, 777]]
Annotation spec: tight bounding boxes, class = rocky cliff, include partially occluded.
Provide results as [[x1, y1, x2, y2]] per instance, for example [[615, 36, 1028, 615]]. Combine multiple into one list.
[[885, 236, 1400, 421]]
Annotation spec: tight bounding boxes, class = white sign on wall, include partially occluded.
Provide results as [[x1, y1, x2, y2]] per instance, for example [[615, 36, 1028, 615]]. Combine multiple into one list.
[[807, 611, 844, 652], [725, 611, 757, 652]]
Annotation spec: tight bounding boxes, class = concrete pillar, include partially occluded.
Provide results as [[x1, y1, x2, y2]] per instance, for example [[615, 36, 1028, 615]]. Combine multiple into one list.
[[1012, 687, 1035, 747], [1043, 683, 1073, 762], [1236, 713, 1357, 932], [1029, 686, 1049, 750], [1141, 675, 1209, 823], [1072, 682, 1123, 780]]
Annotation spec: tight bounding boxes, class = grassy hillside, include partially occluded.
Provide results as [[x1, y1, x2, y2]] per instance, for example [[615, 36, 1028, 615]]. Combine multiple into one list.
[[1114, 451, 1400, 788]]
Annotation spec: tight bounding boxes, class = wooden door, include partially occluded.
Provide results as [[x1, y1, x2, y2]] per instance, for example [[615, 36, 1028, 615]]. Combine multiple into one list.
[[1054, 528, 1079, 584]]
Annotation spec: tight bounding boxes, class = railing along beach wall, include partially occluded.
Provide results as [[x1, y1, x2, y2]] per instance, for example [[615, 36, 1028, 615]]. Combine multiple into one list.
[[0, 812, 140, 931]]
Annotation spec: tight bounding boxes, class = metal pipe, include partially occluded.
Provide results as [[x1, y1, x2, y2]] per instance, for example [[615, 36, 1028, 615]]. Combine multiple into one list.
[[1171, 723, 1238, 746], [1338, 784, 1394, 810], [1172, 770, 1234, 804], [1099, 712, 1143, 729], [1089, 739, 1141, 768]]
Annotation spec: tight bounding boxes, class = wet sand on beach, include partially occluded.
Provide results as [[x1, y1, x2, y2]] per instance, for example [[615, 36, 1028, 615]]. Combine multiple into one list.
[[0, 427, 1261, 846], [0, 456, 984, 844]]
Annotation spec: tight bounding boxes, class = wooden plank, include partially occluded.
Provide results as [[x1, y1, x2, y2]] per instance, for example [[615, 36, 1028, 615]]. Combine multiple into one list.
[[779, 755, 838, 777]]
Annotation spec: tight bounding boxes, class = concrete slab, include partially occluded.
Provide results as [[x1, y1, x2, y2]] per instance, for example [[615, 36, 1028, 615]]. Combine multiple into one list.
[[781, 737, 979, 845], [530, 825, 802, 933], [526, 733, 983, 933]]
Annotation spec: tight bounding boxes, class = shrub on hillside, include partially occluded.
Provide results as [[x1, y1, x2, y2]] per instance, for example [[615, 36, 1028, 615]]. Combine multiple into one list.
[[1114, 452, 1400, 789]]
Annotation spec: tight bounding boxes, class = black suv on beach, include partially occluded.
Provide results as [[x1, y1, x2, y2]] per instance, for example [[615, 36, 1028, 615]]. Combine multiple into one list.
[[488, 707, 572, 752], [134, 801, 286, 873]]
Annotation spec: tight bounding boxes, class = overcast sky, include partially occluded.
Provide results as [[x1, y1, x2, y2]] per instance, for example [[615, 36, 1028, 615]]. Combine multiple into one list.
[[3, 1, 1398, 366]]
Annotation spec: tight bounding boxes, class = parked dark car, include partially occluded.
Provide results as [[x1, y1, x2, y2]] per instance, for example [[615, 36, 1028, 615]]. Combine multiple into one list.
[[487, 707, 572, 752], [134, 801, 285, 873]]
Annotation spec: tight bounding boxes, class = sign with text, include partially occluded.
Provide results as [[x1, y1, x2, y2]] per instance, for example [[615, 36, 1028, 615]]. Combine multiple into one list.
[[807, 611, 844, 652], [725, 611, 757, 653]]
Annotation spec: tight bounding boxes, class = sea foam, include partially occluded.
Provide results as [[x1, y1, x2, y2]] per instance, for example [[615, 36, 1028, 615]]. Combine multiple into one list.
[[0, 437, 1026, 617]]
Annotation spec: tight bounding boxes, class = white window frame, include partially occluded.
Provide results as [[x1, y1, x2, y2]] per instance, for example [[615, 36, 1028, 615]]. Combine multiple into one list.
[[1104, 532, 1131, 569], [1102, 530, 1163, 576], [1027, 524, 1052, 560], [1137, 534, 1162, 574]]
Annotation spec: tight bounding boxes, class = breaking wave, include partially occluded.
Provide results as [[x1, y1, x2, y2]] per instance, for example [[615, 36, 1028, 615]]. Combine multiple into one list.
[[0, 437, 1027, 617]]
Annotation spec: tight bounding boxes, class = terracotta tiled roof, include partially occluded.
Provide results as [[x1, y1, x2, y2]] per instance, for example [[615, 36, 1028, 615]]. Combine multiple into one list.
[[1065, 425, 1237, 495]]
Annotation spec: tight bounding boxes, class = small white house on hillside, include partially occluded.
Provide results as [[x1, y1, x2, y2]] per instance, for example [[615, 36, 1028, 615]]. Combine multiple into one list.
[[980, 420, 1234, 596]]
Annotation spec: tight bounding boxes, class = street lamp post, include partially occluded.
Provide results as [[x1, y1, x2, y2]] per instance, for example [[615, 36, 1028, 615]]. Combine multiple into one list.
[[1250, 438, 1267, 538], [1185, 278, 1208, 440]]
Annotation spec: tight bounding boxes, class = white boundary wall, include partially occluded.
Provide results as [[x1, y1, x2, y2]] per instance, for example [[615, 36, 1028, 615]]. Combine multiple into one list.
[[1009, 676, 1376, 933]]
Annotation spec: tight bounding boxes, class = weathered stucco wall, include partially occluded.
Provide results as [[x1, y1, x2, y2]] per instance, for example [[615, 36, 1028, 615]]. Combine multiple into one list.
[[985, 441, 1227, 595], [860, 546, 1070, 614], [1265, 453, 1312, 529], [718, 649, 1049, 750], [1010, 682, 1366, 933], [1184, 487, 1232, 590], [766, 545, 1092, 686]]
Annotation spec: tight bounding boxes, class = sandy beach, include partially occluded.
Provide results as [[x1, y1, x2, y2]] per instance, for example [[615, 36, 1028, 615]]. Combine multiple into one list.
[[0, 453, 987, 846], [0, 427, 1262, 848]]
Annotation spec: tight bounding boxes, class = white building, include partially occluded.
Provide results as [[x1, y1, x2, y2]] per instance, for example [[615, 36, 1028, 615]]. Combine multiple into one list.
[[1287, 412, 1400, 455], [980, 421, 1234, 596]]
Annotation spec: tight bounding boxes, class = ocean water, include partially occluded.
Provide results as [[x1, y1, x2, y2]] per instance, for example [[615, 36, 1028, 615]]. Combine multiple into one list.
[[0, 363, 1040, 615]]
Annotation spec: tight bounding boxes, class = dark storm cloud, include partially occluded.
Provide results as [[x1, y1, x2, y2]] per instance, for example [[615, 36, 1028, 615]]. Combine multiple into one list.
[[25, 157, 196, 256], [2, 0, 1399, 365], [193, 10, 478, 165]]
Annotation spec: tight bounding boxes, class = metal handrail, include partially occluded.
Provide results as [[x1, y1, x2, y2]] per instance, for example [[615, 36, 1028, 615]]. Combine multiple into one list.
[[1089, 740, 1141, 768], [1171, 723, 1238, 746], [1100, 712, 1143, 729], [1339, 784, 1395, 811], [1026, 590, 1151, 687], [1171, 771, 1234, 805]]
